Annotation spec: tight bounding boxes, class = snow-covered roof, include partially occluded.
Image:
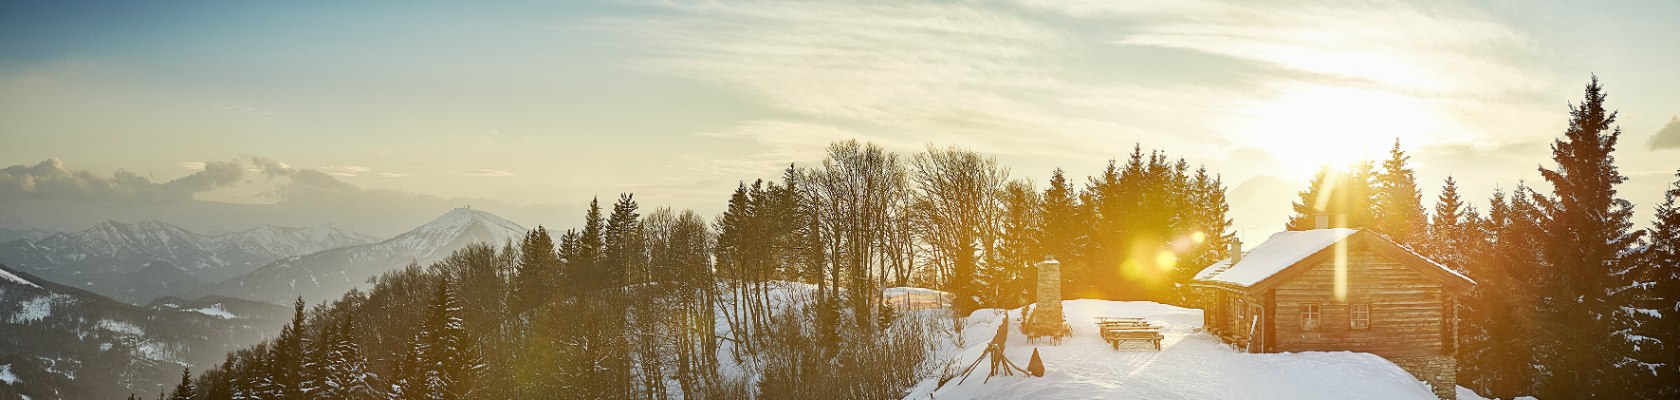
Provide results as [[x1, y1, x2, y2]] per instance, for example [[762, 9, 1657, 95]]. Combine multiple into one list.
[[1194, 228, 1359, 287], [1192, 228, 1475, 292]]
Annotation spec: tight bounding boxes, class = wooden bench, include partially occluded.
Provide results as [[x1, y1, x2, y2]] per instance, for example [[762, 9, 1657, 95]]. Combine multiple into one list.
[[1095, 316, 1164, 351]]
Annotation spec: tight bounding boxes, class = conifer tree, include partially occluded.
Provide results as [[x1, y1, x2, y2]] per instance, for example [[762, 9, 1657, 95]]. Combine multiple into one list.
[[992, 179, 1042, 308], [512, 226, 560, 313], [404, 277, 486, 400], [1040, 168, 1084, 298], [268, 297, 310, 399], [1287, 162, 1378, 230], [1626, 170, 1680, 397], [169, 367, 194, 400], [1531, 76, 1643, 399], [1374, 139, 1428, 248], [1426, 177, 1473, 273]]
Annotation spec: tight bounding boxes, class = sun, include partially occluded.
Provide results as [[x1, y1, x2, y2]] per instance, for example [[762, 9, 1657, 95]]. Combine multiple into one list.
[[1228, 83, 1450, 179]]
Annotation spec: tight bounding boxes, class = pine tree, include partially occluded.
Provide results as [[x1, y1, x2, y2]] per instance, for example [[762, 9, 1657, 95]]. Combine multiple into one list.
[[1287, 162, 1378, 230], [1625, 170, 1680, 397], [1374, 139, 1428, 248], [1531, 76, 1644, 399], [991, 179, 1041, 308], [317, 313, 377, 400], [398, 277, 486, 400], [512, 226, 560, 313], [1427, 176, 1471, 273], [1040, 168, 1084, 299], [578, 197, 605, 284], [169, 367, 194, 400], [269, 297, 310, 399]]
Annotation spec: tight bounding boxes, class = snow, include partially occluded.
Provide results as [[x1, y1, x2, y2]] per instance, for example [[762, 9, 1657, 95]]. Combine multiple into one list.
[[1456, 386, 1539, 400], [0, 268, 38, 288], [10, 296, 59, 323], [905, 299, 1442, 400], [187, 303, 237, 319], [0, 363, 18, 384], [1197, 228, 1358, 286], [96, 319, 145, 336]]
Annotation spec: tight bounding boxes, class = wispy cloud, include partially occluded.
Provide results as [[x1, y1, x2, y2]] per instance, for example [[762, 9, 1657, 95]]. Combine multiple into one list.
[[1025, 0, 1545, 97], [320, 165, 372, 177], [601, 0, 1551, 176], [451, 170, 515, 177]]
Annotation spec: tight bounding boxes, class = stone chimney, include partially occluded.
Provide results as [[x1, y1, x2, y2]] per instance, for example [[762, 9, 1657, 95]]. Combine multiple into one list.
[[1230, 238, 1243, 264], [1033, 258, 1063, 333], [1314, 214, 1330, 229]]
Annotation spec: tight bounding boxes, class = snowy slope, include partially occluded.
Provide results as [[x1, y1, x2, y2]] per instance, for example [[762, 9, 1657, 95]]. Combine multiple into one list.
[[206, 207, 525, 304], [0, 220, 378, 304], [906, 299, 1444, 400]]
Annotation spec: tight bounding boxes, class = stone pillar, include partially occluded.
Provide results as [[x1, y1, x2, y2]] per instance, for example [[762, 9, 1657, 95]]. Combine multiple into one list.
[[1388, 355, 1457, 400], [1033, 259, 1063, 333]]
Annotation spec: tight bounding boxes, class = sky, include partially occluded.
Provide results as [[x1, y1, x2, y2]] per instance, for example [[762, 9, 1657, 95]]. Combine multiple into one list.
[[2, 0, 1677, 241]]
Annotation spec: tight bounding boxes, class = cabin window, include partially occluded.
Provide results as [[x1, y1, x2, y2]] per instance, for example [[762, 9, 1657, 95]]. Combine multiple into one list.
[[1350, 303, 1371, 330], [1300, 303, 1320, 331], [1234, 300, 1247, 327]]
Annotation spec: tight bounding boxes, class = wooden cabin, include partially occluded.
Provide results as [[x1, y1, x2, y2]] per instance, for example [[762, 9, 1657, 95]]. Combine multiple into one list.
[[1190, 228, 1475, 400]]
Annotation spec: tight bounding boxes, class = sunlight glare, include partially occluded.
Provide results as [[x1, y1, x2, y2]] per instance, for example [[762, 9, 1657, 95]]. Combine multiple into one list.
[[1232, 83, 1447, 178]]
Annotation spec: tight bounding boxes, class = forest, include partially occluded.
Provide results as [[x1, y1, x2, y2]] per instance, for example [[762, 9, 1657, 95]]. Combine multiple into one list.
[[143, 77, 1678, 400]]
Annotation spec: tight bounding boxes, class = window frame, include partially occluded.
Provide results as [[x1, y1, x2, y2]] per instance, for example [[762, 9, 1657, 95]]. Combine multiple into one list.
[[1350, 302, 1371, 331], [1235, 300, 1247, 327], [1300, 303, 1321, 331]]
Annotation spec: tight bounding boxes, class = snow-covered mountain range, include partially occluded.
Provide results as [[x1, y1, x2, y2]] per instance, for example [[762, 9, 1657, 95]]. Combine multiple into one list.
[[0, 264, 292, 399], [203, 207, 525, 304], [0, 220, 379, 304]]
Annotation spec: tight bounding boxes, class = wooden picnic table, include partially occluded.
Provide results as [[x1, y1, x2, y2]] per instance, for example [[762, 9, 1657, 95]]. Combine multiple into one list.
[[1095, 316, 1164, 351]]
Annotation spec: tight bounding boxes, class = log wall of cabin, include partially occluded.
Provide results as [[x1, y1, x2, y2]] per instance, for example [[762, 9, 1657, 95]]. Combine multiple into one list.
[[1270, 246, 1447, 357]]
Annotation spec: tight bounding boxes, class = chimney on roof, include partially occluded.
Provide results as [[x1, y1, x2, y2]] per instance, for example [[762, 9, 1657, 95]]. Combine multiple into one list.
[[1231, 237, 1243, 264], [1314, 214, 1330, 229]]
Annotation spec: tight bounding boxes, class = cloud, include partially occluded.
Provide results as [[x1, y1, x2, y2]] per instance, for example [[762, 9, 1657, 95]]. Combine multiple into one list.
[[320, 165, 372, 177], [601, 0, 1551, 177], [372, 172, 412, 178], [451, 170, 515, 177], [596, 1, 1154, 159], [1651, 115, 1680, 150], [0, 158, 244, 202], [1017, 0, 1545, 97]]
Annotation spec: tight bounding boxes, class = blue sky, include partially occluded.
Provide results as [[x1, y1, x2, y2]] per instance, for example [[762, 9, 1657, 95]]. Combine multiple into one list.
[[2, 0, 1677, 239]]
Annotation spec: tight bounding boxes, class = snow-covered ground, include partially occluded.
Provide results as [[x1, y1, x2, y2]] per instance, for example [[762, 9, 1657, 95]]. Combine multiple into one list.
[[1456, 386, 1538, 400], [905, 299, 1448, 400], [0, 362, 19, 384]]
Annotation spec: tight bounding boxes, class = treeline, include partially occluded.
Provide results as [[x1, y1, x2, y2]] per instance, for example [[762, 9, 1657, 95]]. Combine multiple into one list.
[[1281, 77, 1679, 399], [155, 140, 1239, 399]]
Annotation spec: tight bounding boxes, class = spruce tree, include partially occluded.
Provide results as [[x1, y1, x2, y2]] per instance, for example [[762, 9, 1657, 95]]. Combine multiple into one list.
[[1041, 168, 1084, 298], [412, 277, 485, 399], [1531, 76, 1643, 399], [269, 297, 309, 399], [169, 367, 194, 400], [1374, 139, 1428, 248], [1287, 162, 1378, 230], [1626, 170, 1680, 397], [512, 226, 560, 313], [1427, 177, 1471, 273]]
